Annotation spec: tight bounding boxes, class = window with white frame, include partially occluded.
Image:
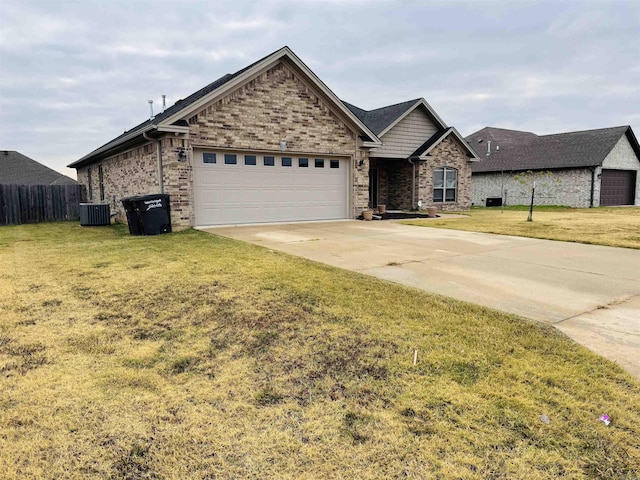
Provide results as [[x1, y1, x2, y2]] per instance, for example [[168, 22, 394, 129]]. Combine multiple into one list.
[[433, 167, 457, 202]]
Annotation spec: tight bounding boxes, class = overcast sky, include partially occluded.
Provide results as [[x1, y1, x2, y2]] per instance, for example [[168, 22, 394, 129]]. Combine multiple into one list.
[[1, 0, 639, 178]]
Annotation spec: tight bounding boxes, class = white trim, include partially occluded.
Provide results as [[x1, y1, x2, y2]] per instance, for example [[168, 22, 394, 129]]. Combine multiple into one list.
[[157, 125, 189, 134], [377, 98, 448, 138]]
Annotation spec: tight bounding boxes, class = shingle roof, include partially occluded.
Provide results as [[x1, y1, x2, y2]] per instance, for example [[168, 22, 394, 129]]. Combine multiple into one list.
[[343, 99, 420, 136], [70, 46, 380, 169], [411, 128, 451, 157], [0, 151, 77, 185], [92, 73, 235, 153], [70, 50, 283, 169], [466, 126, 638, 173]]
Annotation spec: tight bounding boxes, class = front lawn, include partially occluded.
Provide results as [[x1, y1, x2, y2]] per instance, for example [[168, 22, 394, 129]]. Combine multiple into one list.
[[403, 206, 640, 249], [1, 223, 639, 479]]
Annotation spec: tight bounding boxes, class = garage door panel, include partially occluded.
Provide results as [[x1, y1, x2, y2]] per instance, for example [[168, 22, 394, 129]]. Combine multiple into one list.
[[600, 169, 636, 206], [194, 151, 349, 225]]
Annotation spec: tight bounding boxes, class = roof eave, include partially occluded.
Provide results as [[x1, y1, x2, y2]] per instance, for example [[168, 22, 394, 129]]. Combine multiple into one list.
[[68, 125, 158, 168]]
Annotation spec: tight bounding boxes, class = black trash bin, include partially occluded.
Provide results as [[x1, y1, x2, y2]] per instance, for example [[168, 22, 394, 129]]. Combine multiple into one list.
[[121, 194, 171, 236]]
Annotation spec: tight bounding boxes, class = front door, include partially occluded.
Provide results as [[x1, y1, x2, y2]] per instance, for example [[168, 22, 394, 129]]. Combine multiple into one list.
[[369, 168, 378, 208]]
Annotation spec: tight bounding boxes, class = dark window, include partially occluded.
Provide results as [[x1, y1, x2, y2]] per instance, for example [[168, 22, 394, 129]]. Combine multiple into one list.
[[330, 160, 340, 169], [203, 153, 216, 164], [244, 155, 257, 166], [315, 159, 325, 168], [282, 157, 292, 167], [298, 158, 309, 168], [263, 156, 275, 166], [433, 167, 457, 203], [87, 168, 93, 200], [224, 154, 237, 165], [98, 165, 105, 201]]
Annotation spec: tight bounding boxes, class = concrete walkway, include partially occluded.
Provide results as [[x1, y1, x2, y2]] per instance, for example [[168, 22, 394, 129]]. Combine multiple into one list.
[[204, 220, 640, 378]]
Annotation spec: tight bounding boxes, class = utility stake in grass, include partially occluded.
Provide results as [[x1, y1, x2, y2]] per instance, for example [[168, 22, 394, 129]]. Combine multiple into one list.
[[413, 349, 418, 365]]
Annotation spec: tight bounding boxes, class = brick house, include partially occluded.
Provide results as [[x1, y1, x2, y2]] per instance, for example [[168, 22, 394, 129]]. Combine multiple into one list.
[[467, 126, 640, 207], [69, 46, 479, 229]]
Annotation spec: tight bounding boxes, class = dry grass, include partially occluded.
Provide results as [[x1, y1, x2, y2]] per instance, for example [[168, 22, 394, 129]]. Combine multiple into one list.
[[403, 206, 640, 249], [1, 222, 639, 479]]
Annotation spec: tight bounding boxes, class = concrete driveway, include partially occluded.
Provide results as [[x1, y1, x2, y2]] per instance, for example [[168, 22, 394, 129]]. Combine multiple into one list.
[[204, 220, 640, 378]]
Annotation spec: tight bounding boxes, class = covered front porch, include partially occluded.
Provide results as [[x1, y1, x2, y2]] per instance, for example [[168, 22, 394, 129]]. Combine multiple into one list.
[[368, 157, 416, 210]]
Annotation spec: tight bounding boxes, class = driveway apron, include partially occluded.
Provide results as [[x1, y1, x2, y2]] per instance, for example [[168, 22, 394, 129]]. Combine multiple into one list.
[[204, 221, 640, 379]]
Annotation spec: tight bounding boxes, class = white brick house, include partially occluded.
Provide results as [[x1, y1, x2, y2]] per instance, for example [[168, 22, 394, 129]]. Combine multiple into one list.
[[466, 126, 640, 208], [69, 47, 479, 229]]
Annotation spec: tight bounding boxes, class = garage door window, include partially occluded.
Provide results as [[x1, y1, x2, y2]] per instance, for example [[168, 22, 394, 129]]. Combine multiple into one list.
[[330, 160, 339, 169], [244, 155, 256, 166], [264, 156, 275, 166], [282, 157, 292, 167], [299, 158, 309, 168], [315, 159, 325, 168], [224, 154, 237, 165], [203, 153, 216, 164]]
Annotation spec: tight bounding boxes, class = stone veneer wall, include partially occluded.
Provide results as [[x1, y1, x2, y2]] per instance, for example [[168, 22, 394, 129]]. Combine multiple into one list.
[[76, 143, 159, 223], [418, 136, 473, 211], [472, 168, 593, 207], [187, 61, 366, 220]]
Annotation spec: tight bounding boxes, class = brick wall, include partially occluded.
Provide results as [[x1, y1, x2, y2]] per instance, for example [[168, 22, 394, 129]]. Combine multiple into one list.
[[76, 143, 159, 223], [387, 161, 414, 210], [418, 136, 473, 211], [472, 168, 593, 207]]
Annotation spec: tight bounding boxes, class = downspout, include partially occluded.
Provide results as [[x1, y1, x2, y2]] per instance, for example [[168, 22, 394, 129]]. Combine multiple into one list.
[[143, 131, 164, 194], [589, 166, 596, 208], [408, 158, 416, 209]]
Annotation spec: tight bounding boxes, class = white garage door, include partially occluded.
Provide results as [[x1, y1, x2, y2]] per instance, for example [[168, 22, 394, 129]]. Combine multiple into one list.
[[193, 150, 350, 226]]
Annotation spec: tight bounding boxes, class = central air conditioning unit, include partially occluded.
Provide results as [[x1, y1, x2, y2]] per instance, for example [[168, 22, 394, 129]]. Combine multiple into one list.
[[79, 203, 110, 226]]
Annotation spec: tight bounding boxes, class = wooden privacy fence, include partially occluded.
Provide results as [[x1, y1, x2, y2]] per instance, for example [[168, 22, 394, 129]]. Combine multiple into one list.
[[0, 184, 86, 225]]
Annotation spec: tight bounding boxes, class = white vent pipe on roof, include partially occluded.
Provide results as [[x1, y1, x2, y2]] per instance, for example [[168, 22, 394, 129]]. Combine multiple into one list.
[[148, 100, 155, 121], [162, 95, 166, 113]]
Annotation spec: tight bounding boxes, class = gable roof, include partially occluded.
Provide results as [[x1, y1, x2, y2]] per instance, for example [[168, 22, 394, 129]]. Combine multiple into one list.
[[410, 127, 480, 160], [1, 151, 77, 185], [69, 46, 381, 169], [467, 126, 639, 173], [343, 98, 447, 137]]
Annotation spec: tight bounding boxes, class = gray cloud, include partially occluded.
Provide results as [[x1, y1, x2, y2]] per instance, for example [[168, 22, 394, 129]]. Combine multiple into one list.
[[1, 0, 638, 178]]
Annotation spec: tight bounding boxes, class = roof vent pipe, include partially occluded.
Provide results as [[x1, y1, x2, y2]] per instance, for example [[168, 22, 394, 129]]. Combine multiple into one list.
[[162, 95, 166, 113], [487, 140, 491, 156], [148, 100, 155, 121]]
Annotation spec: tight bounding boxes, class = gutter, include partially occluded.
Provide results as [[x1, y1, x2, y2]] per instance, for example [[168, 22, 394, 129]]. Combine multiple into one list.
[[408, 159, 416, 209], [590, 166, 596, 208], [143, 131, 164, 194]]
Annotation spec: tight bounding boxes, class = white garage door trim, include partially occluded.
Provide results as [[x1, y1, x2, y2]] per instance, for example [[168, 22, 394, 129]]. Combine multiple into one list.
[[193, 149, 351, 226]]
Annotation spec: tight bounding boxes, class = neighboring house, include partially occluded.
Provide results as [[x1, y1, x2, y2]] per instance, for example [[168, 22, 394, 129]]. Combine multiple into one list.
[[1, 150, 77, 185], [466, 126, 640, 207], [68, 46, 478, 229]]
